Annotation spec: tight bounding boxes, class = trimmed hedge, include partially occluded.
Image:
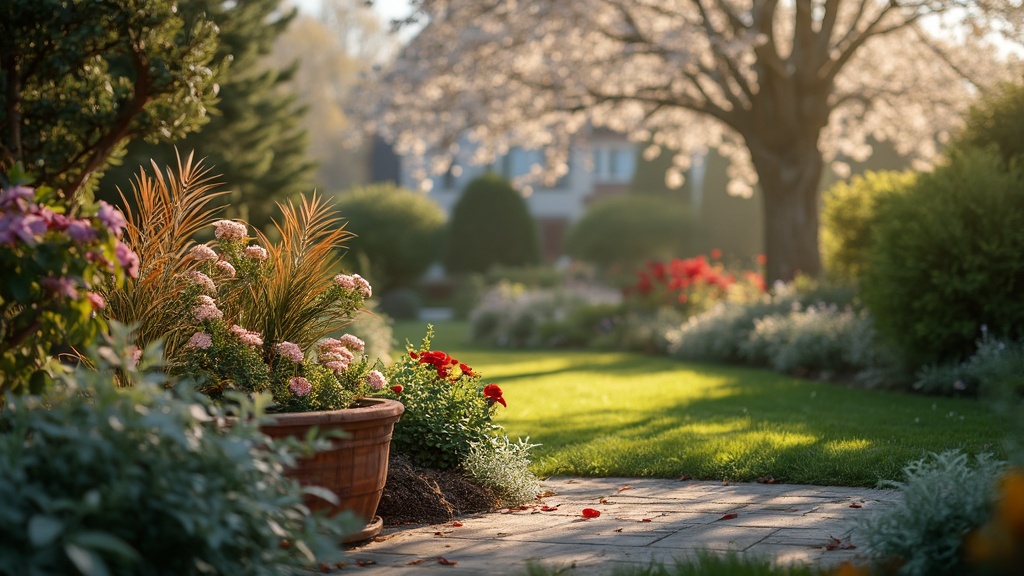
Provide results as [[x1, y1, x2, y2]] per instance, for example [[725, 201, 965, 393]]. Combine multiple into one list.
[[444, 173, 540, 274]]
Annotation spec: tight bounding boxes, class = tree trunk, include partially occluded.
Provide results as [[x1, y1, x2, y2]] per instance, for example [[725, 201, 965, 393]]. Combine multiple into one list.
[[748, 138, 824, 284]]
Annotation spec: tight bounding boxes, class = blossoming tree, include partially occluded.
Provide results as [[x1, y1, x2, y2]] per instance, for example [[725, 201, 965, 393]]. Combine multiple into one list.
[[358, 0, 1022, 281]]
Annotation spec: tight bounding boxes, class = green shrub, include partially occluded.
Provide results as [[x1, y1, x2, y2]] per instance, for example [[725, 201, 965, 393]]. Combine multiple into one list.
[[861, 148, 1024, 369], [953, 80, 1024, 167], [0, 326, 355, 575], [335, 183, 445, 291], [858, 450, 1004, 576], [564, 194, 693, 272], [820, 170, 917, 285], [464, 436, 541, 507], [445, 173, 540, 274], [914, 330, 1024, 398], [378, 287, 422, 321]]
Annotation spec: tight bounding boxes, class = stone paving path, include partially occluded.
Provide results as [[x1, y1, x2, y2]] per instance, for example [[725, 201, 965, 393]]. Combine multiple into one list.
[[340, 476, 900, 575]]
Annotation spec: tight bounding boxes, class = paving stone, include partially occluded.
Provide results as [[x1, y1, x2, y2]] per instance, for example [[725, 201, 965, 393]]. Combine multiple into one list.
[[344, 478, 897, 574]]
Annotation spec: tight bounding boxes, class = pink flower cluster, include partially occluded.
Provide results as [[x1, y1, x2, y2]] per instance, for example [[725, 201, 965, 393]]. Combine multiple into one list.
[[193, 297, 223, 321], [215, 260, 236, 278], [230, 325, 263, 347], [187, 332, 213, 349], [213, 219, 247, 241], [245, 245, 268, 260], [275, 341, 304, 363], [365, 370, 387, 391], [338, 334, 365, 352], [317, 338, 356, 374], [333, 273, 372, 298], [189, 244, 217, 262], [185, 270, 216, 294], [288, 376, 312, 397]]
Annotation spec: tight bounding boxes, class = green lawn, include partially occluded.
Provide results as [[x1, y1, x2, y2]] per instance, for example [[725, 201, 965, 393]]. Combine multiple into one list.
[[393, 320, 1014, 487]]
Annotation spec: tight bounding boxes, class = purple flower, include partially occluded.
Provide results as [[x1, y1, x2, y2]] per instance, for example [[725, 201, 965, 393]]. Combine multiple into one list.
[[9, 213, 47, 245], [66, 219, 98, 243], [97, 201, 127, 238], [0, 185, 34, 209], [115, 241, 140, 278]]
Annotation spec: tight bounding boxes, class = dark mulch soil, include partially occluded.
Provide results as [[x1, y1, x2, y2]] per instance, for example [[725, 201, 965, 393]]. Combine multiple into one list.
[[377, 452, 501, 526]]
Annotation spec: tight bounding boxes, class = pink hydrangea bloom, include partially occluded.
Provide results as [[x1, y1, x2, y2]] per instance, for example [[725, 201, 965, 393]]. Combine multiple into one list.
[[333, 274, 356, 289], [276, 341, 304, 363], [187, 332, 213, 349], [213, 219, 247, 240], [289, 376, 312, 397], [97, 201, 126, 238], [244, 245, 268, 260], [319, 348, 354, 363], [215, 260, 236, 278], [230, 325, 263, 347], [189, 244, 218, 262], [317, 338, 342, 352], [193, 303, 223, 322], [338, 334, 365, 352], [353, 274, 372, 298], [195, 294, 216, 307], [185, 270, 216, 294], [365, 370, 387, 391]]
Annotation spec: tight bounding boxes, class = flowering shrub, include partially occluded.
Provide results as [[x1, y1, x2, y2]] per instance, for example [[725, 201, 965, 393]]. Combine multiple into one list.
[[101, 159, 388, 411], [1, 178, 138, 395], [168, 218, 385, 411], [626, 253, 765, 314], [383, 327, 505, 470]]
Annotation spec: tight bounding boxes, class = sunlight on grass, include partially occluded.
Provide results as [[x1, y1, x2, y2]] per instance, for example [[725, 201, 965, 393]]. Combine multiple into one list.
[[391, 321, 1013, 486]]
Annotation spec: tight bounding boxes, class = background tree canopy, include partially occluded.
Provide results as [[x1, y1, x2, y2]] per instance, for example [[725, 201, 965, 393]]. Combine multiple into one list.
[[0, 0, 220, 201], [100, 0, 314, 232]]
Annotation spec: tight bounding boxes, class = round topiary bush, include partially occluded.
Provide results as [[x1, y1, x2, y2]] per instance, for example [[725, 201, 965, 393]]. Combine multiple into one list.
[[444, 173, 540, 274], [335, 183, 445, 291], [565, 193, 693, 271], [861, 148, 1024, 369], [820, 170, 917, 285]]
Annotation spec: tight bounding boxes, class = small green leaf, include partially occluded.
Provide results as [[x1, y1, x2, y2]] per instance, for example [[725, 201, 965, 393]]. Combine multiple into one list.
[[28, 515, 64, 546], [65, 543, 111, 576], [68, 531, 140, 563]]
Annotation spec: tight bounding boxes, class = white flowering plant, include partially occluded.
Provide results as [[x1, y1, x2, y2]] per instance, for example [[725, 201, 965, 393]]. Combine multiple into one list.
[[103, 157, 389, 412]]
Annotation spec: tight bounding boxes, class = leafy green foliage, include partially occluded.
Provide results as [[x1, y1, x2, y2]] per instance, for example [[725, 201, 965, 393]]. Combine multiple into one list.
[[335, 183, 446, 292], [564, 194, 693, 272], [0, 178, 137, 395], [464, 435, 541, 506], [953, 80, 1024, 167], [103, 0, 314, 231], [820, 170, 917, 285], [384, 327, 501, 469], [0, 0, 220, 200], [861, 149, 1024, 368], [445, 173, 541, 274], [0, 324, 357, 575], [858, 451, 1004, 576], [914, 330, 1024, 398]]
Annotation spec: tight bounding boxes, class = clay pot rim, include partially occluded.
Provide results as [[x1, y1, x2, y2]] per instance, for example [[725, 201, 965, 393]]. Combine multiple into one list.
[[263, 397, 404, 426]]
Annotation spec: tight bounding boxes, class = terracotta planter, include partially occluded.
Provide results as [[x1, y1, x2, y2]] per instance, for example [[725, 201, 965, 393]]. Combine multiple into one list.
[[260, 398, 404, 543]]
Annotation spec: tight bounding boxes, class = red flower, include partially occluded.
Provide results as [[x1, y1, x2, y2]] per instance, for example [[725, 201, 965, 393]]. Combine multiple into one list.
[[459, 363, 475, 377], [710, 248, 722, 260], [483, 384, 506, 407], [410, 351, 419, 359], [756, 254, 767, 265], [582, 508, 601, 518], [391, 385, 403, 395]]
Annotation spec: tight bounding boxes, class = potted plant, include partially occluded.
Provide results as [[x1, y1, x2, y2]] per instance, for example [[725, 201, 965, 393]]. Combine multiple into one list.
[[102, 154, 402, 542]]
